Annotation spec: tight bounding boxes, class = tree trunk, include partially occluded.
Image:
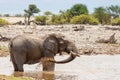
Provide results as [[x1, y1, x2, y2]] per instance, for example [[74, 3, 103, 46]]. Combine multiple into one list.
[[24, 16, 27, 25], [27, 16, 31, 25]]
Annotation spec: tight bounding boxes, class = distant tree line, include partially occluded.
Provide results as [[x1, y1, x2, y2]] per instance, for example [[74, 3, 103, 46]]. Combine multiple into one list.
[[0, 3, 120, 25]]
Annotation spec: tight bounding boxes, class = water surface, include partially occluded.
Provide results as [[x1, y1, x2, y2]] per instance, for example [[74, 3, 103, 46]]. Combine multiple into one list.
[[0, 55, 120, 80]]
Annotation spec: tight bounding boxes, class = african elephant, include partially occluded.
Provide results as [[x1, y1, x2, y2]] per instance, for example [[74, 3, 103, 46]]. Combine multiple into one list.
[[9, 34, 80, 72]]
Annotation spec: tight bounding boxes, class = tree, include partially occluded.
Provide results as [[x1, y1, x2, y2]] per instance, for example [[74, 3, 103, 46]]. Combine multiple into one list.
[[44, 11, 52, 16], [24, 4, 40, 25], [106, 5, 120, 18], [59, 9, 72, 23], [4, 14, 10, 17], [64, 9, 73, 23], [14, 14, 22, 17], [93, 7, 110, 24], [35, 16, 47, 25], [70, 3, 88, 17]]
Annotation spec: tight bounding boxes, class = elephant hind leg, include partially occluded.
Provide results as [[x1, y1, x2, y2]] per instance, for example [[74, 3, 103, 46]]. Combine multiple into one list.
[[10, 53, 19, 71], [11, 52, 26, 72]]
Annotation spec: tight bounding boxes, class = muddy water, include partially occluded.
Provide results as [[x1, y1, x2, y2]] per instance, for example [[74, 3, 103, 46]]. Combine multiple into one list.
[[0, 55, 120, 80]]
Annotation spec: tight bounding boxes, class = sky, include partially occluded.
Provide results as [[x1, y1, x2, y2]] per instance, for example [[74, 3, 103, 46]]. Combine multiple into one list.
[[0, 0, 120, 15]]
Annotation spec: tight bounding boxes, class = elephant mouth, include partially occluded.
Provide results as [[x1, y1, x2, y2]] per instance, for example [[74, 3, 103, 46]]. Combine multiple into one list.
[[49, 51, 80, 64]]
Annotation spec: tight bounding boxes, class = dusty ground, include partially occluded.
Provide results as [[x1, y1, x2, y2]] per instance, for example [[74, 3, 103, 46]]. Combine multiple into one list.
[[0, 24, 120, 55]]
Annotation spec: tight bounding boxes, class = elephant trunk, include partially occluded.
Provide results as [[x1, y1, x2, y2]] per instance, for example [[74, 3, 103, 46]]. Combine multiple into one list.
[[50, 51, 80, 64]]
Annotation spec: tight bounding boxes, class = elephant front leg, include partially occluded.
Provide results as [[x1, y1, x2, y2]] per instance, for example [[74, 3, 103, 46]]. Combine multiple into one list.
[[42, 49, 56, 71], [41, 57, 55, 71]]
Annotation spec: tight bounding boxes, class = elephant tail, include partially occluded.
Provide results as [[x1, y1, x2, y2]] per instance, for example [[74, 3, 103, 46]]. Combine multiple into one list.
[[8, 40, 14, 61]]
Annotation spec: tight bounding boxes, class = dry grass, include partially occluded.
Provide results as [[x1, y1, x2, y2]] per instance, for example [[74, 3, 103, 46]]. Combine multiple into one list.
[[0, 75, 33, 80], [0, 46, 9, 57]]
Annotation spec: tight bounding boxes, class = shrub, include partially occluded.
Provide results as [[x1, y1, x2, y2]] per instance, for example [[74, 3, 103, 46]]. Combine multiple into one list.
[[70, 14, 99, 25], [3, 14, 10, 17], [34, 16, 47, 25], [51, 15, 66, 25], [0, 18, 9, 26], [112, 18, 120, 25], [70, 15, 89, 24], [14, 14, 22, 17], [89, 16, 99, 25]]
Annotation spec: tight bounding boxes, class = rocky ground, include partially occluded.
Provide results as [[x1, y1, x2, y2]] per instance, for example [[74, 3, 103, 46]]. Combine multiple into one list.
[[0, 24, 120, 55]]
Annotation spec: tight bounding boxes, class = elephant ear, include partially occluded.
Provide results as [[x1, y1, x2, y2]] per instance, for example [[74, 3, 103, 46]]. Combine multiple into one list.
[[43, 34, 59, 56]]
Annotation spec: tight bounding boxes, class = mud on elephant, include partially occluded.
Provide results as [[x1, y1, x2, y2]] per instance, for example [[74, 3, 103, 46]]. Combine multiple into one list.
[[9, 34, 80, 72]]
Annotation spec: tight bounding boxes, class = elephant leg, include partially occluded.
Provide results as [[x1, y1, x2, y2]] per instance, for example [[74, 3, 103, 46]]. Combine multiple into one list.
[[10, 53, 19, 71], [13, 63, 19, 71], [15, 63, 24, 72], [13, 52, 26, 72], [42, 50, 55, 71]]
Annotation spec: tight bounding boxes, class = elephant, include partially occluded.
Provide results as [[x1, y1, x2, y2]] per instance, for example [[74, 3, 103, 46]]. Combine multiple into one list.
[[9, 33, 80, 72]]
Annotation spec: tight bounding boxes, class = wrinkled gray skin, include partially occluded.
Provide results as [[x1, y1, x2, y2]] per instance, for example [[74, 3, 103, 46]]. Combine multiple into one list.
[[9, 34, 79, 72]]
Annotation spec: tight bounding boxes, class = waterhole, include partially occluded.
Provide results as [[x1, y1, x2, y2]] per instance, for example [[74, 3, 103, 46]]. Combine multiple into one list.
[[0, 55, 120, 80]]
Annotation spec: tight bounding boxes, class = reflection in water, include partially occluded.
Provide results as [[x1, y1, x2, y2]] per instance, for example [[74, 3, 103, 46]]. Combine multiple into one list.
[[13, 71, 55, 80], [42, 72, 55, 80], [13, 72, 23, 77], [12, 71, 78, 80]]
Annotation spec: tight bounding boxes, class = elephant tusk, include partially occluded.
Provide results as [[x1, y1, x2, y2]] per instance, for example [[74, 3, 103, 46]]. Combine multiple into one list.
[[70, 51, 80, 57]]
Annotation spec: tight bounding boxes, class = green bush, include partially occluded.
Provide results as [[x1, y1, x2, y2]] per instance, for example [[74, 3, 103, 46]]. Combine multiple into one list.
[[51, 15, 66, 25], [0, 18, 9, 26], [89, 16, 99, 25], [34, 16, 47, 25], [70, 14, 99, 25], [112, 18, 120, 25], [70, 15, 89, 24]]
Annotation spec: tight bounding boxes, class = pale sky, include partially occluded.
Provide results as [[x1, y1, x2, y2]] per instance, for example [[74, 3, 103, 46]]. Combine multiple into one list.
[[0, 0, 120, 15]]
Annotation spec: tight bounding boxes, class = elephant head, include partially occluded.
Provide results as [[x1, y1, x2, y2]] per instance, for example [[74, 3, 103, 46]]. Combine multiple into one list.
[[53, 39, 80, 63], [43, 34, 80, 64]]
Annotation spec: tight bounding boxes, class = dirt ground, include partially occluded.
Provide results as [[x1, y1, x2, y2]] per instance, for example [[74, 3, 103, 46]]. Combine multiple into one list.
[[0, 24, 120, 55]]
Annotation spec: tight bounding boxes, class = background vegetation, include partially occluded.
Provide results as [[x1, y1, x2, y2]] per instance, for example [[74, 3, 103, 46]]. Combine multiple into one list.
[[0, 18, 9, 26], [0, 4, 120, 25]]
